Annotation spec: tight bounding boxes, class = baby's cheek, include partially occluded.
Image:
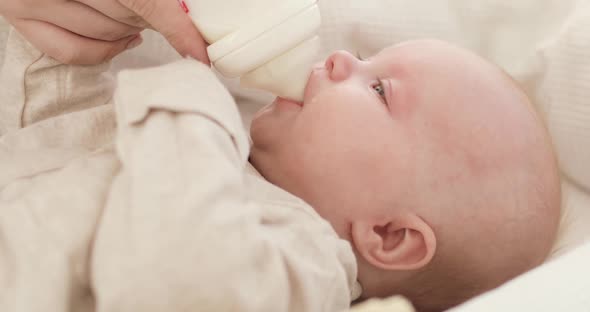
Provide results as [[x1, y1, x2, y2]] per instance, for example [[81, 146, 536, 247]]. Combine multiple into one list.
[[390, 80, 419, 120]]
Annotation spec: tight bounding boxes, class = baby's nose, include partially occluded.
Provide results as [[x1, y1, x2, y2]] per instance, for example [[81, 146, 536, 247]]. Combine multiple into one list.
[[325, 50, 358, 82]]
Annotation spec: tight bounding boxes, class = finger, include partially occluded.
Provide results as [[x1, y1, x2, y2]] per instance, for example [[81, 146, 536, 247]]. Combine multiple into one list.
[[10, 18, 143, 65], [75, 0, 150, 28], [118, 0, 210, 64], [37, 1, 142, 41]]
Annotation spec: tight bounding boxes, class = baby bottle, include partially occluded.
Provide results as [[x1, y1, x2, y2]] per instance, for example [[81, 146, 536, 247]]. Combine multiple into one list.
[[182, 0, 321, 101]]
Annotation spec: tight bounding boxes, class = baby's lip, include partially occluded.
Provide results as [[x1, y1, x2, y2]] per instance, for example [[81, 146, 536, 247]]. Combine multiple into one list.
[[275, 97, 303, 107], [303, 66, 324, 104]]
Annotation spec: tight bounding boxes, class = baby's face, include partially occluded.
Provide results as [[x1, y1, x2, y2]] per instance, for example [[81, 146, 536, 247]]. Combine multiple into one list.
[[250, 40, 514, 238], [252, 40, 560, 307]]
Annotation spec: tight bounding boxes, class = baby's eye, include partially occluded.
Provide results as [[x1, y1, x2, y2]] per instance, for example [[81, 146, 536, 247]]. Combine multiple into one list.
[[372, 81, 386, 100]]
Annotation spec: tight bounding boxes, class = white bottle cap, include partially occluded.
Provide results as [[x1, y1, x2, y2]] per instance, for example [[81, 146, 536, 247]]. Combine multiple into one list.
[[203, 1, 321, 101], [240, 36, 320, 101]]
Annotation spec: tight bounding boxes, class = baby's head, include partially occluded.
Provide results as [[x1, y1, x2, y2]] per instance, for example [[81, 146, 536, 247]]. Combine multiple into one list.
[[249, 39, 561, 311]]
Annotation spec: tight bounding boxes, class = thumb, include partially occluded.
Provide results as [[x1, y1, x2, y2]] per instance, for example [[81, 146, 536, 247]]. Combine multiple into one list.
[[118, 0, 210, 64]]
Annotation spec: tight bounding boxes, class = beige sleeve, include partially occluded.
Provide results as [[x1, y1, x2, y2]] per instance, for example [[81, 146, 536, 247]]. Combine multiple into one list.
[[0, 27, 115, 151], [0, 27, 119, 312], [91, 59, 353, 312], [0, 148, 120, 312]]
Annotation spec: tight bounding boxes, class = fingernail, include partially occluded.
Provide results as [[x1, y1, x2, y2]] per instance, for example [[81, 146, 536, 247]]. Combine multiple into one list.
[[126, 35, 143, 50], [178, 0, 190, 13]]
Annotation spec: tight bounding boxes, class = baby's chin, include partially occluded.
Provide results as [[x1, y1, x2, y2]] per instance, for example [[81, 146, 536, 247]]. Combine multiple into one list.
[[252, 96, 302, 128], [249, 107, 286, 153]]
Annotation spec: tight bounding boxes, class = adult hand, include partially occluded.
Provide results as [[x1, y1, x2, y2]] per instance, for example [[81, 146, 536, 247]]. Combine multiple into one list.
[[116, 0, 210, 63], [0, 0, 209, 65]]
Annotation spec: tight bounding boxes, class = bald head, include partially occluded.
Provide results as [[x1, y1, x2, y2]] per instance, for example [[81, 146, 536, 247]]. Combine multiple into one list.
[[368, 41, 562, 311], [417, 71, 560, 311]]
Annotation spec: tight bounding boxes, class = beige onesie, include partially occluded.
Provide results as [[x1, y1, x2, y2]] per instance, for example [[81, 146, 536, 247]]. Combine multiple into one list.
[[0, 28, 357, 312]]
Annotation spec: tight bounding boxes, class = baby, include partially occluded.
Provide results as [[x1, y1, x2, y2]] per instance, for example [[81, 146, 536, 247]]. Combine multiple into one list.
[[249, 40, 561, 311], [0, 29, 560, 312]]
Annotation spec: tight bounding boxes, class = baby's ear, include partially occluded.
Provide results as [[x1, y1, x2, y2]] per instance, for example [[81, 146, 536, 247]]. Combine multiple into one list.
[[351, 214, 436, 271]]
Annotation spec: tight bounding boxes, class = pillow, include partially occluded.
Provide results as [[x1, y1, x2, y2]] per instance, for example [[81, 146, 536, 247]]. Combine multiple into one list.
[[450, 240, 590, 311]]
